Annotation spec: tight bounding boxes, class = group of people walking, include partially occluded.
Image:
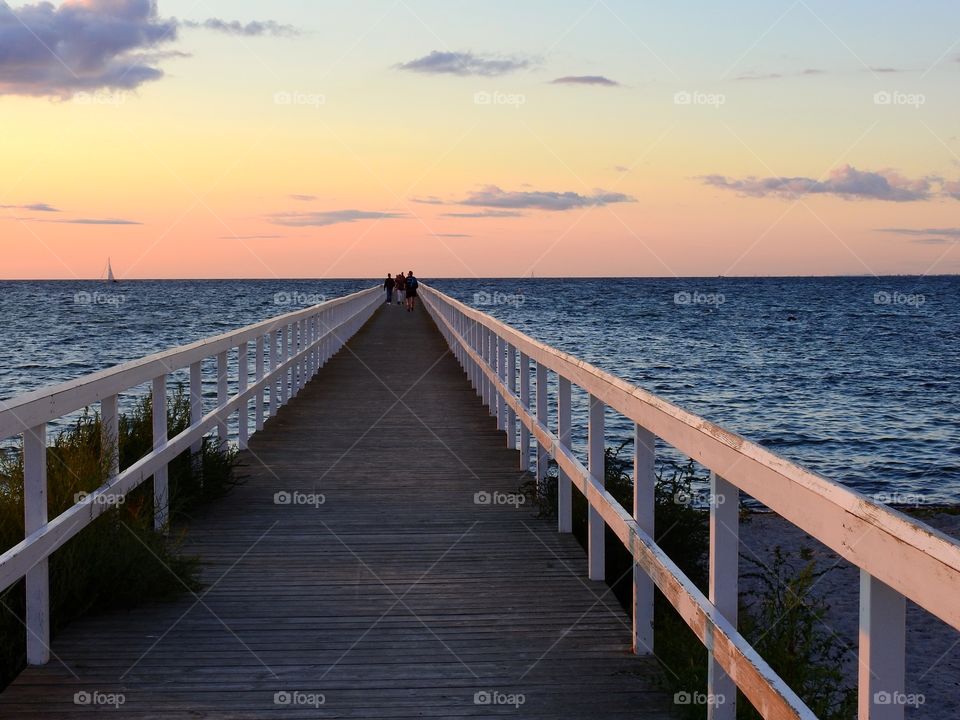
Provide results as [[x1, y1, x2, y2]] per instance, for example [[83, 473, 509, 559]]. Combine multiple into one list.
[[384, 271, 419, 312]]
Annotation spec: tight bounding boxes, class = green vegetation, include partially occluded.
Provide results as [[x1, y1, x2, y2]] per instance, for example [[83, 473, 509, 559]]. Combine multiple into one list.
[[524, 440, 854, 719], [0, 385, 239, 691]]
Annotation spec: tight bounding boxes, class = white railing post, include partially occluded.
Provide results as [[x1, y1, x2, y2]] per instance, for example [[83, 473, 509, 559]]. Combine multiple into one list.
[[557, 375, 572, 534], [269, 331, 279, 419], [238, 341, 249, 450], [481, 327, 491, 409], [633, 424, 655, 655], [507, 344, 517, 450], [152, 375, 169, 531], [709, 471, 739, 719], [858, 572, 906, 720], [189, 361, 202, 454], [24, 423, 49, 665], [280, 326, 289, 406], [216, 351, 228, 443], [255, 335, 265, 431], [472, 321, 481, 394], [495, 336, 505, 430], [536, 362, 548, 484], [101, 394, 120, 479], [519, 352, 530, 471], [588, 394, 605, 581]]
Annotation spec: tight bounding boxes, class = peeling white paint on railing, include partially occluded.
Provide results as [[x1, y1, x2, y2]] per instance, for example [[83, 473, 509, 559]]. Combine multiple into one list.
[[0, 286, 380, 666], [422, 283, 960, 720]]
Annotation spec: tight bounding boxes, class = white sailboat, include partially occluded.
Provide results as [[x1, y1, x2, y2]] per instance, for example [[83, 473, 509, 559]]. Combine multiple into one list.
[[105, 258, 118, 283]]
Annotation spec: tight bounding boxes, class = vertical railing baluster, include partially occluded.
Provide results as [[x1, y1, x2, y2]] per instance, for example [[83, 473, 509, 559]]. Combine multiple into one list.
[[280, 325, 289, 406], [859, 573, 906, 720], [216, 351, 228, 442], [588, 394, 605, 580], [24, 423, 49, 665], [536, 362, 548, 485], [256, 335, 265, 431], [708, 471, 738, 719], [495, 335, 504, 429], [152, 375, 169, 531], [507, 343, 517, 450], [238, 341, 249, 450], [482, 327, 491, 409], [634, 424, 655, 655], [557, 376, 572, 534], [189, 361, 203, 454], [101, 394, 119, 479], [519, 352, 530, 471], [269, 331, 279, 419]]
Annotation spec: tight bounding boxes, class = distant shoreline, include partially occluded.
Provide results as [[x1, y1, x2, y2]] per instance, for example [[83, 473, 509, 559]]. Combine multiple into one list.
[[1, 274, 958, 282]]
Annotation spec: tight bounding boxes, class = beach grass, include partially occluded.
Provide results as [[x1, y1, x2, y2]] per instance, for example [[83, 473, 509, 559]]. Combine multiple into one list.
[[0, 385, 239, 691]]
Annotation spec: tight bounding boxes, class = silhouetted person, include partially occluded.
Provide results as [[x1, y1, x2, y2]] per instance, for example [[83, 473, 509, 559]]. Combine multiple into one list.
[[405, 271, 419, 312], [384, 273, 395, 305]]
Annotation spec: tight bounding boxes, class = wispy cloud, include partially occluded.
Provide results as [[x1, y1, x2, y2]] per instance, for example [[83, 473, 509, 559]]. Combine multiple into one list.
[[434, 233, 471, 238], [411, 195, 446, 205], [268, 209, 406, 227], [396, 51, 532, 76], [59, 217, 142, 225], [877, 227, 960, 244], [182, 19, 297, 37], [457, 185, 636, 211], [440, 210, 525, 218], [288, 194, 317, 202], [550, 75, 619, 86], [0, 202, 59, 212], [701, 166, 940, 202]]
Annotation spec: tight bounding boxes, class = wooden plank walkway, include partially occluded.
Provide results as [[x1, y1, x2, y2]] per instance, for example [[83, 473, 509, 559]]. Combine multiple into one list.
[[0, 302, 671, 718]]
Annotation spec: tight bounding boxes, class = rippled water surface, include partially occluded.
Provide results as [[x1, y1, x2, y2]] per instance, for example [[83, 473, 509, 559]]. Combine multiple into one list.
[[1, 277, 957, 503]]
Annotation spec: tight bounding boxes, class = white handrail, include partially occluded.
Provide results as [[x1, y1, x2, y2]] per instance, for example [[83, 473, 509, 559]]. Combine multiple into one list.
[[0, 285, 381, 666], [421, 283, 960, 720]]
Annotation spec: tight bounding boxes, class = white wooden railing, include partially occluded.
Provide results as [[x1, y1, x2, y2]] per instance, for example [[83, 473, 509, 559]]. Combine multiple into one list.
[[0, 286, 381, 666], [421, 284, 960, 720]]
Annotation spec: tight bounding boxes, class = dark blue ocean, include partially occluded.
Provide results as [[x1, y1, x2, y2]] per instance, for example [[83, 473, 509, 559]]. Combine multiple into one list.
[[1, 277, 957, 504]]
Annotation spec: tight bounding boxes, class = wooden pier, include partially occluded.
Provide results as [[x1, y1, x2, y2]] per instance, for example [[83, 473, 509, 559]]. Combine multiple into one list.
[[0, 302, 670, 718]]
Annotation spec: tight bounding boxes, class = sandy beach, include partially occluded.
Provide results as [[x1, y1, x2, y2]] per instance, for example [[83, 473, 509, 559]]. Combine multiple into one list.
[[738, 510, 960, 718]]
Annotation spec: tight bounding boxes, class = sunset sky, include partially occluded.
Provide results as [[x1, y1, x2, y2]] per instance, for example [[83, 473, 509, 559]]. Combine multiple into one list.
[[2, 0, 960, 279]]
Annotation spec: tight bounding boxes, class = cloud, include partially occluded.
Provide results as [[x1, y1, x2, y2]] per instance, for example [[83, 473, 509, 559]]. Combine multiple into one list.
[[288, 194, 316, 202], [0, 1, 298, 96], [942, 180, 960, 200], [550, 75, 619, 87], [220, 234, 286, 240], [736, 69, 826, 80], [456, 185, 636, 211], [59, 217, 141, 225], [411, 195, 445, 205], [877, 227, 960, 244], [0, 202, 59, 212], [395, 51, 531, 76], [268, 209, 406, 227], [440, 210, 525, 218], [182, 18, 297, 37], [613, 165, 630, 173], [700, 166, 937, 202], [0, 0, 180, 96], [434, 233, 471, 238]]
